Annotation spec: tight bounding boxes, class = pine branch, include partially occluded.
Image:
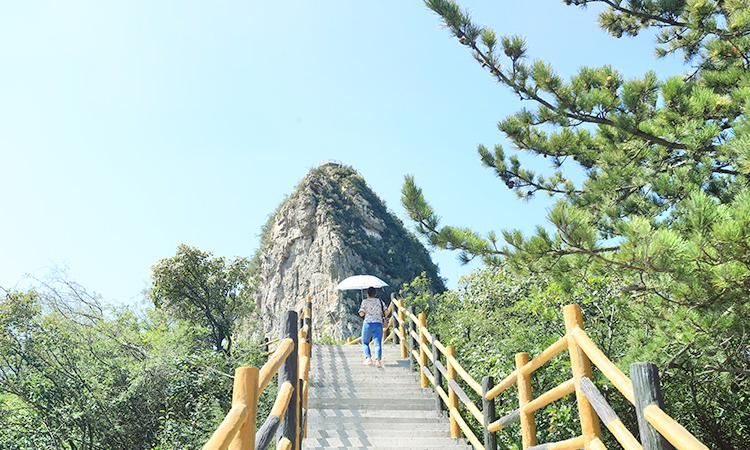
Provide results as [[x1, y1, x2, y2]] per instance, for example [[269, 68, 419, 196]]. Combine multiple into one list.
[[464, 36, 689, 150]]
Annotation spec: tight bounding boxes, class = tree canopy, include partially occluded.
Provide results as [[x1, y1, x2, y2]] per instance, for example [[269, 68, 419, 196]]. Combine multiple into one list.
[[403, 1, 749, 447], [150, 244, 252, 356]]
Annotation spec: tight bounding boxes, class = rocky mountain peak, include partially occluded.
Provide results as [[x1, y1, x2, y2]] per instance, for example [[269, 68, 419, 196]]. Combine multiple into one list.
[[251, 163, 443, 339]]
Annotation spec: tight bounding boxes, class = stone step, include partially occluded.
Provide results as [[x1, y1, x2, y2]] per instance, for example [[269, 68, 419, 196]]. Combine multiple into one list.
[[304, 345, 461, 450], [312, 359, 409, 367], [311, 380, 421, 387], [310, 377, 419, 386], [302, 436, 470, 448], [308, 386, 429, 394], [303, 446, 471, 450], [307, 409, 444, 420], [312, 354, 408, 359], [307, 429, 452, 438], [306, 415, 450, 425], [307, 418, 450, 434], [310, 361, 417, 373], [309, 397, 433, 404], [309, 395, 429, 400], [308, 398, 435, 410]]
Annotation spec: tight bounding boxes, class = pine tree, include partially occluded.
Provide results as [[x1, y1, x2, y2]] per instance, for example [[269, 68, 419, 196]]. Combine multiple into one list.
[[403, 1, 749, 446]]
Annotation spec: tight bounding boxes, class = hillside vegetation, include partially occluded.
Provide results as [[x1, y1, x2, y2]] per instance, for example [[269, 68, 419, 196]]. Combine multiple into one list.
[[402, 1, 750, 448]]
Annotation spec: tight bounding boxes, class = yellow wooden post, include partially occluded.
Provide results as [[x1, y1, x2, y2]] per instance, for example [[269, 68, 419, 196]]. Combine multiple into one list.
[[563, 304, 602, 446], [398, 300, 408, 358], [446, 345, 461, 439], [515, 353, 536, 449], [229, 367, 259, 450], [418, 313, 428, 388]]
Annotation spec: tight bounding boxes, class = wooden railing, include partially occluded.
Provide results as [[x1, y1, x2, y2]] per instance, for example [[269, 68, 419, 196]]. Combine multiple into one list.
[[351, 297, 709, 450], [203, 298, 313, 450]]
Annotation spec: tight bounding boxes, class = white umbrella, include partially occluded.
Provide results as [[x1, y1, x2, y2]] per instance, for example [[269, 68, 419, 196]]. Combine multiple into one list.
[[335, 274, 388, 291]]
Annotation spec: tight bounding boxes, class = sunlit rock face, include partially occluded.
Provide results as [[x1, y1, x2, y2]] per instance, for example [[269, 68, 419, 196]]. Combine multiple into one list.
[[250, 163, 443, 340]]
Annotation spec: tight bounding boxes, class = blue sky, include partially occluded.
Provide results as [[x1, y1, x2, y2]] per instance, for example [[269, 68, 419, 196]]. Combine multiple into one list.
[[0, 1, 684, 305]]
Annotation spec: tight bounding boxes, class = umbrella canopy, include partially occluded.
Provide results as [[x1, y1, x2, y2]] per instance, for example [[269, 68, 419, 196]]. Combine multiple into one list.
[[335, 275, 388, 291]]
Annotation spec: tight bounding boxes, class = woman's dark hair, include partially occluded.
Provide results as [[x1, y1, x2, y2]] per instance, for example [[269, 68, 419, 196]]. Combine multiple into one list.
[[367, 287, 377, 297]]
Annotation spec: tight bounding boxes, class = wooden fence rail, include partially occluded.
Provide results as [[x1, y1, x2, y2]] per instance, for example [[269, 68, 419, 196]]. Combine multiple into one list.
[[202, 297, 313, 450], [350, 297, 709, 450]]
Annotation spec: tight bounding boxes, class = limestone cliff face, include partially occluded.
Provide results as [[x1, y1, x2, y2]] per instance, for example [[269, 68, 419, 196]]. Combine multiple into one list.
[[251, 163, 443, 339]]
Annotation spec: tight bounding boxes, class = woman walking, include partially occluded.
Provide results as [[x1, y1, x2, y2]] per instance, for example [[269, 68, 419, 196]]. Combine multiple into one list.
[[358, 286, 386, 367]]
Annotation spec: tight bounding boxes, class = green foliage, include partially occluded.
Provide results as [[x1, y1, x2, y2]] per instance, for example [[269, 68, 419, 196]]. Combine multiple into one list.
[[404, 1, 750, 447], [150, 244, 252, 356], [0, 276, 267, 449], [403, 267, 750, 448], [402, 269, 635, 448]]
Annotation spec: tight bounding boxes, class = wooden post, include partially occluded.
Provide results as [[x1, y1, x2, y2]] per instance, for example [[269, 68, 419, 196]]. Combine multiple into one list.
[[418, 312, 428, 388], [482, 376, 497, 450], [631, 362, 674, 450], [563, 304, 602, 446], [276, 311, 299, 450], [446, 345, 461, 439], [516, 353, 537, 449], [432, 333, 443, 414], [398, 299, 407, 358], [408, 306, 417, 371], [228, 367, 259, 450]]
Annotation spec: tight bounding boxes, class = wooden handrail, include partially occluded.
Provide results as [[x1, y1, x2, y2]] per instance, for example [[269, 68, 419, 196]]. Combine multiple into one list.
[[445, 352, 482, 396], [485, 335, 568, 401], [451, 406, 485, 450], [485, 336, 569, 402], [433, 337, 448, 356], [391, 296, 708, 450], [448, 378, 484, 424], [255, 382, 295, 450], [580, 377, 642, 450], [485, 370, 516, 401], [590, 437, 607, 450], [204, 296, 708, 450], [523, 378, 575, 415], [487, 408, 520, 433], [203, 304, 314, 450], [270, 381, 295, 419], [521, 335, 568, 376], [528, 435, 586, 450], [258, 338, 294, 392], [202, 405, 248, 450], [644, 405, 709, 450], [202, 366, 259, 450], [420, 325, 433, 343], [570, 327, 635, 405], [419, 340, 434, 362]]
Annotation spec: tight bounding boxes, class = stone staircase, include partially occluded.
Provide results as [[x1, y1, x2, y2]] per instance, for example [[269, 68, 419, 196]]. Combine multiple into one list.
[[304, 344, 472, 450]]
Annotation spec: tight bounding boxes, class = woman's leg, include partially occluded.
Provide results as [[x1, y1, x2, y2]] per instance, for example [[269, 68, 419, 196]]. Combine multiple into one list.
[[372, 323, 383, 361], [361, 322, 373, 359]]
